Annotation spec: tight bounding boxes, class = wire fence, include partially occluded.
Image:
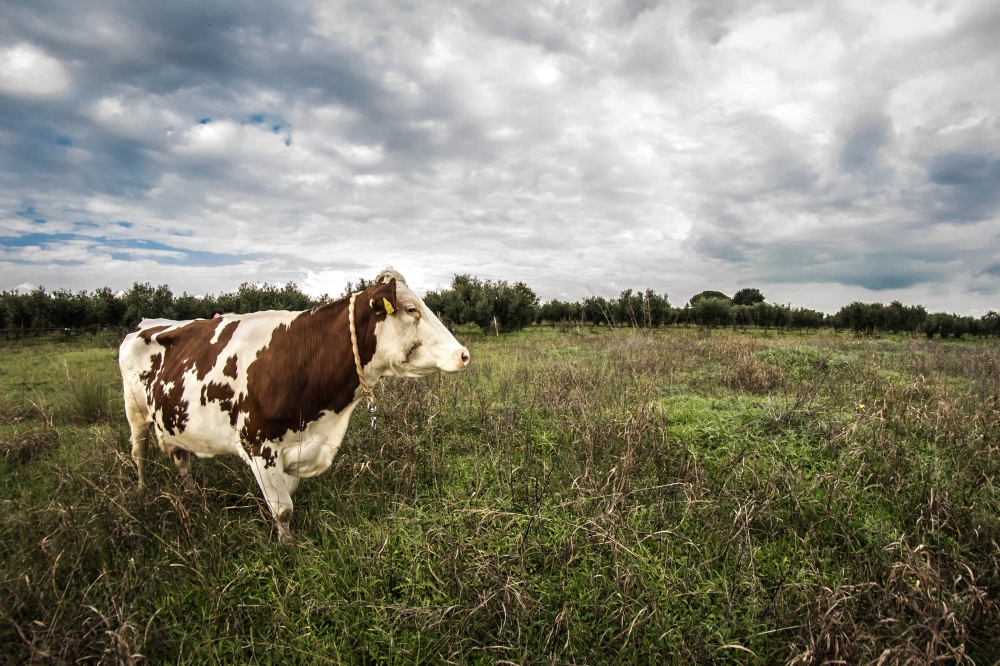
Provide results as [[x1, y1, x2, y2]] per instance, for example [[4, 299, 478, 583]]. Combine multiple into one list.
[[0, 327, 126, 341]]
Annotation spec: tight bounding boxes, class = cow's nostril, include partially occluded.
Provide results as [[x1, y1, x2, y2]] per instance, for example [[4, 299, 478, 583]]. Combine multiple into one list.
[[460, 350, 470, 366]]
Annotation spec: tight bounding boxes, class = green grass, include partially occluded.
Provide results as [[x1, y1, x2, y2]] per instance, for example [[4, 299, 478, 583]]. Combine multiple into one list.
[[1, 328, 998, 664]]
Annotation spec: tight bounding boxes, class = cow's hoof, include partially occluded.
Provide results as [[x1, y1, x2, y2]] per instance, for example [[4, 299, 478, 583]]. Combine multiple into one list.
[[275, 507, 293, 544], [181, 477, 199, 494]]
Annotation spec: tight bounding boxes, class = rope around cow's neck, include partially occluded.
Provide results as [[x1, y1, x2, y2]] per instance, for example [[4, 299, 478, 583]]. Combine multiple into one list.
[[349, 291, 378, 429]]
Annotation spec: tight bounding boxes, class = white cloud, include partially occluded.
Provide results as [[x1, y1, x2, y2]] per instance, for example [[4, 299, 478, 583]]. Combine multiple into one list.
[[0, 43, 70, 97], [868, 1, 959, 41], [174, 121, 244, 156]]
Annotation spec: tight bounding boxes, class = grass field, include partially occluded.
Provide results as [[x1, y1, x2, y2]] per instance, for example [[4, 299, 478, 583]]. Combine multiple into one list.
[[1, 326, 998, 664]]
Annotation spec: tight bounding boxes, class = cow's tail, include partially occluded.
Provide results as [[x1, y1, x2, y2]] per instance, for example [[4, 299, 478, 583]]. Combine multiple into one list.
[[122, 373, 153, 488]]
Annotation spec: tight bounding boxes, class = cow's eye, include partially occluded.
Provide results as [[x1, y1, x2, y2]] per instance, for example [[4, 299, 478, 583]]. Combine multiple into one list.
[[405, 305, 419, 317]]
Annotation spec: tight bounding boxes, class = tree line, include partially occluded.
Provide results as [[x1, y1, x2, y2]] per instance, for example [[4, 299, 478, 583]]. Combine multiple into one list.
[[530, 287, 828, 333], [425, 279, 1000, 339], [2, 278, 999, 339], [0, 283, 319, 332]]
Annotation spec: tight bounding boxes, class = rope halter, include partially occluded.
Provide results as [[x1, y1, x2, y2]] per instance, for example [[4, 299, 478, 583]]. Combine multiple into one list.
[[349, 291, 378, 429]]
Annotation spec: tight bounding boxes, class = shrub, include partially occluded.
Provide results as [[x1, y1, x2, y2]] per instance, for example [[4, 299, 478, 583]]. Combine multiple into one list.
[[725, 351, 784, 393]]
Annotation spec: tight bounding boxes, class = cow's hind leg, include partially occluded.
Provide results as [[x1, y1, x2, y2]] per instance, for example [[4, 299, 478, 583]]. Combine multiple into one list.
[[243, 450, 295, 542]]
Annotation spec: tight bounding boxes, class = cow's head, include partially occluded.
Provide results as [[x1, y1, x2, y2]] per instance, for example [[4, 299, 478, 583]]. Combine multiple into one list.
[[366, 270, 470, 377]]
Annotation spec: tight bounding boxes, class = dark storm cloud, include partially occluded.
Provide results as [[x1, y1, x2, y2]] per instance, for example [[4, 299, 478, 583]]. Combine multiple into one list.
[[756, 247, 946, 291], [923, 152, 1000, 223], [839, 117, 891, 186]]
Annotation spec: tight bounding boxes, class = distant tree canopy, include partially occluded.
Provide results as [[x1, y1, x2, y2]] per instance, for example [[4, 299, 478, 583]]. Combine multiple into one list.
[[572, 289, 672, 328], [829, 301, 929, 335], [537, 299, 582, 324], [689, 290, 730, 305], [692, 297, 731, 330], [2, 276, 997, 340], [340, 278, 375, 298], [423, 275, 539, 334], [732, 288, 765, 306]]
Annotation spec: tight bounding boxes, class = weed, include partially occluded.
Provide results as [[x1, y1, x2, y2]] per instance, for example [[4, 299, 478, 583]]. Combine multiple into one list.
[[64, 366, 114, 423]]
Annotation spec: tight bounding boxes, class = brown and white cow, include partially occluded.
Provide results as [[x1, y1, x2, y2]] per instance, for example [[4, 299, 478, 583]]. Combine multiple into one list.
[[119, 270, 469, 540]]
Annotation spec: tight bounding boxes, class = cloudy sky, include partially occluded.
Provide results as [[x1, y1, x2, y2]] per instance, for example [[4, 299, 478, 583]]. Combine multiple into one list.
[[1, 0, 998, 313]]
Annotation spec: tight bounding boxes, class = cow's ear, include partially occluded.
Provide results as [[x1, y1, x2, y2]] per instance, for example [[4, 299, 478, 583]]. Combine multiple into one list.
[[369, 279, 398, 316]]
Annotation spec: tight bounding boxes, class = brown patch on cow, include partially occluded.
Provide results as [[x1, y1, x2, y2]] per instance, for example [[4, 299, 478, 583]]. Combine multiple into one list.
[[229, 392, 244, 427], [155, 319, 240, 381], [138, 318, 240, 435], [235, 280, 397, 448], [223, 354, 238, 379], [204, 381, 236, 412], [139, 352, 162, 387], [138, 325, 169, 343]]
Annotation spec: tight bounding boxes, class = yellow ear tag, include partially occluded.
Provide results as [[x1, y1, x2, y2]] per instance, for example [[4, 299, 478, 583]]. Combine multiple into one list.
[[383, 298, 395, 314]]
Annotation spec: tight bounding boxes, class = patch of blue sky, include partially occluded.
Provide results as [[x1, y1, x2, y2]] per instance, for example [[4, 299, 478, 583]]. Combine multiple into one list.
[[55, 135, 72, 146], [0, 233, 78, 246], [250, 114, 265, 123], [117, 221, 133, 228], [199, 118, 211, 124], [15, 207, 45, 224], [3, 257, 84, 266], [0, 233, 253, 267]]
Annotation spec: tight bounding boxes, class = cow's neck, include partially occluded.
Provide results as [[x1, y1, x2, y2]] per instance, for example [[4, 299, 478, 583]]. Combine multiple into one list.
[[318, 297, 384, 410]]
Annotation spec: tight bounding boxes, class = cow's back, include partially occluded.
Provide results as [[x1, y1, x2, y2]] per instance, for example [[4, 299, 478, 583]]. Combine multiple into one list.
[[119, 312, 304, 446]]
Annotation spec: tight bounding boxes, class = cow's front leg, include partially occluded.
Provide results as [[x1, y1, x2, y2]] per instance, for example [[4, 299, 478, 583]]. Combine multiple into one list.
[[243, 448, 294, 542]]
